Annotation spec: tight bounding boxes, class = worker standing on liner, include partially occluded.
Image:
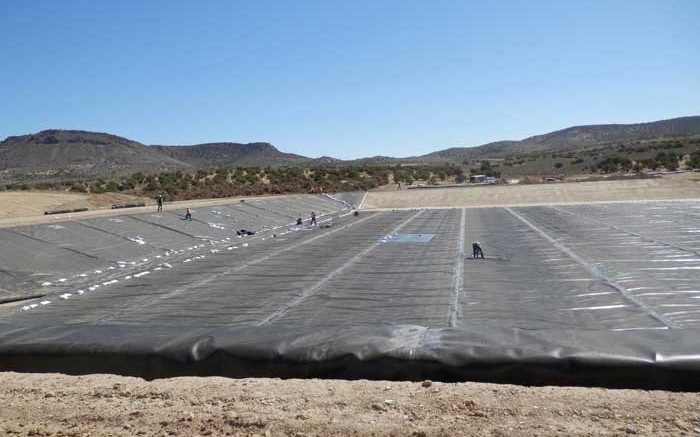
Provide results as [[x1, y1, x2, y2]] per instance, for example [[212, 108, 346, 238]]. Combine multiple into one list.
[[156, 195, 164, 212], [472, 241, 484, 259], [185, 207, 192, 221], [310, 211, 317, 226]]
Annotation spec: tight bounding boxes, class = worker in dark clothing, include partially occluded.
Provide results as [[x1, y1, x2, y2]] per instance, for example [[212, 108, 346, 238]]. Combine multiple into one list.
[[156, 195, 164, 212], [310, 211, 317, 226], [472, 241, 484, 259], [296, 217, 303, 225], [185, 207, 192, 221]]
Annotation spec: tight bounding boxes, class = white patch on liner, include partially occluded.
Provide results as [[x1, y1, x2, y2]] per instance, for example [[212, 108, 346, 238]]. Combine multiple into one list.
[[562, 305, 628, 311]]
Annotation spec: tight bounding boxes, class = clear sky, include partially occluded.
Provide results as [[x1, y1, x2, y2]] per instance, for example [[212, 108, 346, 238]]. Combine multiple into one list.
[[1, 1, 698, 159]]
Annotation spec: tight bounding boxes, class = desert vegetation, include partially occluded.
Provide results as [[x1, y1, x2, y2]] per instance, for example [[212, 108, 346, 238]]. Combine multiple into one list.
[[3, 137, 700, 199], [3, 166, 389, 200]]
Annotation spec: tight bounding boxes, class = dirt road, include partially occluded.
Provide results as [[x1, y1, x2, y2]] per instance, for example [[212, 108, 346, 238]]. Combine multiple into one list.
[[1, 372, 698, 437], [364, 176, 700, 209]]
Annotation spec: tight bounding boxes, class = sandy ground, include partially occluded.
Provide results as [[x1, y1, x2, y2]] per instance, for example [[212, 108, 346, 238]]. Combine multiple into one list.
[[0, 191, 91, 219], [363, 176, 700, 209], [0, 191, 151, 220], [1, 372, 699, 437]]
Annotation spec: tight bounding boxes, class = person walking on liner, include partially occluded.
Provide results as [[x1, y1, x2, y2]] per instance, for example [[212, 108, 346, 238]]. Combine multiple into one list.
[[310, 211, 317, 226], [472, 241, 484, 259], [185, 207, 192, 221], [156, 195, 164, 212]]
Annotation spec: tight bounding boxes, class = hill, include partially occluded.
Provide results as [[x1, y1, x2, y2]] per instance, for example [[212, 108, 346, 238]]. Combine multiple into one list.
[[0, 132, 319, 184], [0, 130, 191, 181], [152, 142, 312, 168], [420, 115, 700, 161], [522, 115, 700, 150], [2, 115, 700, 185], [421, 141, 520, 161]]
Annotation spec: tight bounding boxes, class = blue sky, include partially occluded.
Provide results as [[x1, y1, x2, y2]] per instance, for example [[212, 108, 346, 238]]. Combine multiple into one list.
[[1, 1, 698, 159]]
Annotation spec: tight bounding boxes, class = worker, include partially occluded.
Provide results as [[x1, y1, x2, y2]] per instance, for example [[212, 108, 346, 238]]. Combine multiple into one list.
[[310, 211, 317, 226], [185, 207, 192, 221], [296, 217, 303, 225], [472, 241, 484, 259], [156, 195, 164, 212]]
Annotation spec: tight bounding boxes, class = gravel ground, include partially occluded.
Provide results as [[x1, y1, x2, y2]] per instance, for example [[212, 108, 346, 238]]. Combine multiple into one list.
[[1, 372, 699, 437]]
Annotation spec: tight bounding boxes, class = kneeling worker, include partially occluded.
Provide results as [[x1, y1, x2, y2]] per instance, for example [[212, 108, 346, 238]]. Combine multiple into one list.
[[472, 241, 484, 259]]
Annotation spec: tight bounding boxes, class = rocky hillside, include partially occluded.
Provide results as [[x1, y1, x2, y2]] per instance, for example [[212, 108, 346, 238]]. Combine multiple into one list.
[[523, 115, 700, 149], [152, 142, 311, 168], [0, 132, 316, 183], [2, 115, 699, 184], [422, 115, 700, 161], [0, 130, 192, 182]]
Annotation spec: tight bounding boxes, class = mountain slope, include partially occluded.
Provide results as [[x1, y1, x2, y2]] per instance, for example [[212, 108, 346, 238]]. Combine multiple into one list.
[[2, 115, 699, 184], [152, 143, 311, 168], [421, 141, 520, 160], [421, 115, 700, 161], [523, 115, 700, 150], [0, 130, 191, 177]]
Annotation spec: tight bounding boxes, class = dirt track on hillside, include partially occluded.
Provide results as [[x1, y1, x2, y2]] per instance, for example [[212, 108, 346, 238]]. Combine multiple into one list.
[[1, 372, 699, 437], [363, 176, 700, 209]]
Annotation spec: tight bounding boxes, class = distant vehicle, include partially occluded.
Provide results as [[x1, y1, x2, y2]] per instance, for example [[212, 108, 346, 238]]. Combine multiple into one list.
[[541, 174, 564, 183]]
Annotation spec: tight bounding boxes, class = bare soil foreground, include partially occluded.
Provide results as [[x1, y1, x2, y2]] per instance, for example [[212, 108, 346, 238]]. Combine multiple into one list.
[[1, 373, 699, 437], [364, 176, 700, 209]]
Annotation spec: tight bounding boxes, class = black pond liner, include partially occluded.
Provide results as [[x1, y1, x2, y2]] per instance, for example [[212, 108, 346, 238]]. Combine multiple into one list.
[[2, 199, 700, 391]]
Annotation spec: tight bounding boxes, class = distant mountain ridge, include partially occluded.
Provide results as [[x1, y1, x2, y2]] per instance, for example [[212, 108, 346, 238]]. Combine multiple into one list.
[[1, 115, 699, 180], [524, 115, 700, 147], [420, 115, 700, 161], [0, 130, 190, 177], [152, 142, 311, 168]]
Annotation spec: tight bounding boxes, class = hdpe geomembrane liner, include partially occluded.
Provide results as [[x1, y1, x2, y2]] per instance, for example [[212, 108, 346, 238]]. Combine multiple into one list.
[[2, 199, 700, 389]]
